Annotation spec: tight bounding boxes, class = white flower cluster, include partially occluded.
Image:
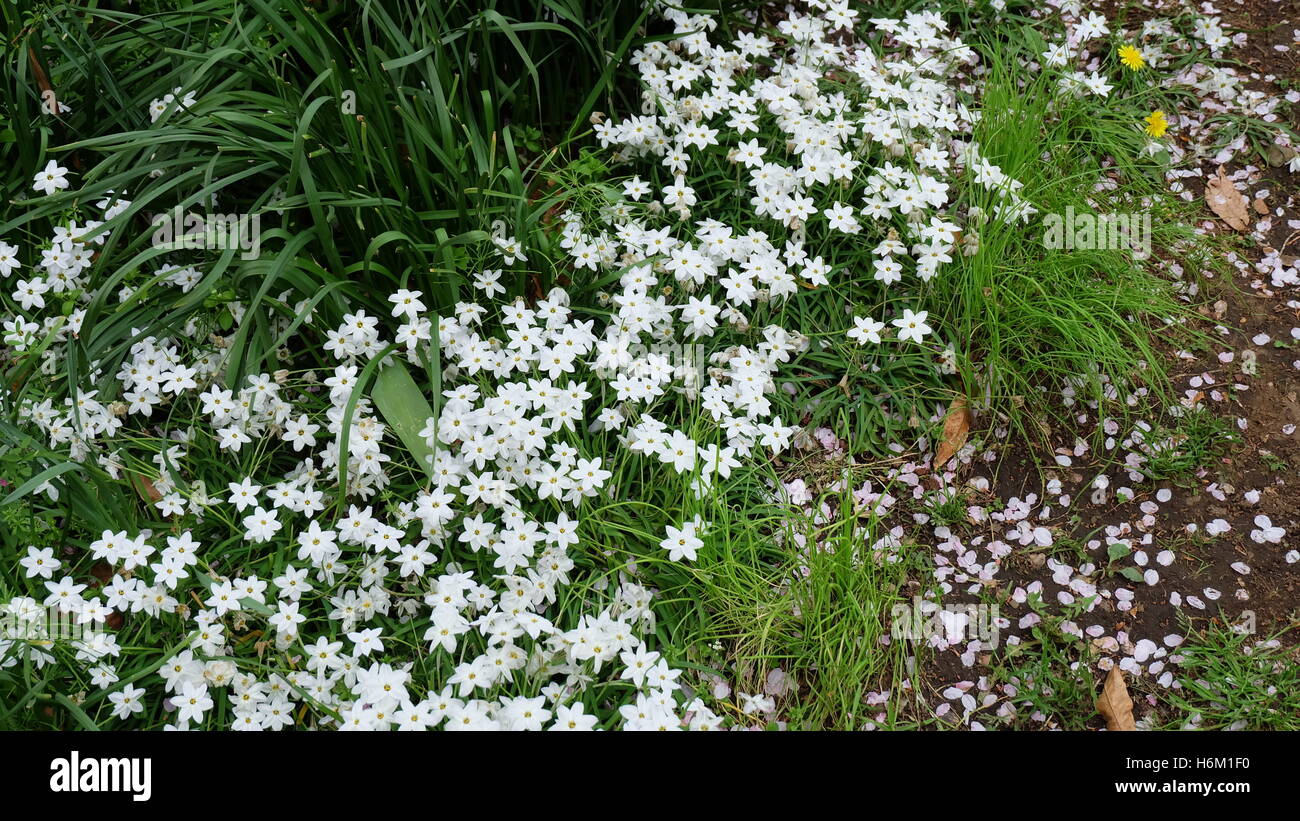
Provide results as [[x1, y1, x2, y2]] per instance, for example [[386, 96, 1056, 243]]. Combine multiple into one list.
[[582, 6, 1031, 373], [1, 1, 1044, 730]]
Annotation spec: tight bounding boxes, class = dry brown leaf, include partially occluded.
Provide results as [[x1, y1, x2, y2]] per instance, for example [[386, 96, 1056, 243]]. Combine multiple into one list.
[[27, 47, 60, 115], [130, 473, 162, 503], [1096, 666, 1136, 731], [89, 560, 114, 586], [934, 396, 971, 469], [1205, 166, 1250, 231], [1252, 198, 1269, 215]]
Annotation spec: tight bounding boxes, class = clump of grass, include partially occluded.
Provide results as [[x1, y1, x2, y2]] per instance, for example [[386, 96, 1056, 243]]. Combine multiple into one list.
[[1258, 448, 1290, 474], [930, 41, 1196, 445], [674, 479, 923, 730], [1159, 622, 1300, 730], [1135, 408, 1241, 482], [923, 486, 969, 528], [977, 591, 1107, 729], [983, 638, 1099, 729]]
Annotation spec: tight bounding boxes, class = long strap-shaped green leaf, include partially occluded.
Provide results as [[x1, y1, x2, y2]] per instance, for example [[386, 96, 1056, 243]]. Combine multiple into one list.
[[371, 358, 437, 482]]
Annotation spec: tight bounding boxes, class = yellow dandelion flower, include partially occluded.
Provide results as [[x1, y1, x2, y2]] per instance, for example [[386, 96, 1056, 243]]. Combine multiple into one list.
[[1118, 44, 1146, 71], [1144, 110, 1168, 138]]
